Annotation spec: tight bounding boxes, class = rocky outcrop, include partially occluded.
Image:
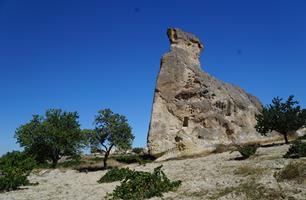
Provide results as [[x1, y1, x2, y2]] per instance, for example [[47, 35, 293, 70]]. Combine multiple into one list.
[[147, 28, 282, 160]]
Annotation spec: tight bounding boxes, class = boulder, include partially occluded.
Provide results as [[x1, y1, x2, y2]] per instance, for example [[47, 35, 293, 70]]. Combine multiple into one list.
[[147, 28, 282, 160]]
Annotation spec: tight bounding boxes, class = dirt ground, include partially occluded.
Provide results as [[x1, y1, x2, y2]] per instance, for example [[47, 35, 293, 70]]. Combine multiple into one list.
[[1, 145, 305, 200]]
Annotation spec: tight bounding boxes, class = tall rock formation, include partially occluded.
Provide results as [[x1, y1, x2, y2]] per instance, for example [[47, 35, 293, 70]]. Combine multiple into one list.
[[147, 28, 280, 160]]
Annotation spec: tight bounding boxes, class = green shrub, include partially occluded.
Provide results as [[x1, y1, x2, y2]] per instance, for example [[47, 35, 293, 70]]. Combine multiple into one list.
[[113, 154, 155, 165], [0, 151, 36, 191], [33, 158, 85, 169], [284, 140, 306, 158], [274, 161, 306, 184], [236, 144, 259, 159], [132, 147, 144, 154], [106, 165, 181, 200], [98, 168, 133, 183]]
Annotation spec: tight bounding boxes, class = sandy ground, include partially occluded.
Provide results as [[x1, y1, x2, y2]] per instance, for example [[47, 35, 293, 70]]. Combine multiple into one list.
[[1, 145, 306, 200]]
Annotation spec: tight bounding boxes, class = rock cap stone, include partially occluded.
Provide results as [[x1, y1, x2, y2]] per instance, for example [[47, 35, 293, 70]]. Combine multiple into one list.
[[167, 28, 204, 50]]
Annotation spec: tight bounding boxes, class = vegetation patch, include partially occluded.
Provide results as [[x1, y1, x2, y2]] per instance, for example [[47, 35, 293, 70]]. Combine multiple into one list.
[[212, 144, 235, 154], [182, 190, 209, 198], [15, 109, 86, 167], [284, 140, 306, 158], [234, 165, 265, 176], [0, 151, 36, 192], [255, 95, 306, 144], [233, 144, 259, 160], [98, 168, 133, 183], [105, 165, 181, 200], [209, 179, 284, 200], [113, 154, 155, 165], [132, 147, 144, 154], [87, 109, 134, 169], [274, 161, 306, 184]]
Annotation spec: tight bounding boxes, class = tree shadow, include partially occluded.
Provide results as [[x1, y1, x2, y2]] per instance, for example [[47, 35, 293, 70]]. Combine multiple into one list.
[[228, 156, 248, 161]]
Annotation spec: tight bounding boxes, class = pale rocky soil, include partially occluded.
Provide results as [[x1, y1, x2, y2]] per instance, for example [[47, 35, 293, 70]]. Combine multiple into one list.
[[1, 145, 306, 200]]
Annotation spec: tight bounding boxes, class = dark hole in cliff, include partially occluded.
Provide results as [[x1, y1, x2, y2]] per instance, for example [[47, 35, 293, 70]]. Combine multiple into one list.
[[175, 136, 183, 142], [183, 117, 189, 127], [175, 92, 197, 100]]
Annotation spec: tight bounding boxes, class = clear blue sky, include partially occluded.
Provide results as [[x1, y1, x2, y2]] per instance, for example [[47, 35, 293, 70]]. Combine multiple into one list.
[[0, 0, 305, 155]]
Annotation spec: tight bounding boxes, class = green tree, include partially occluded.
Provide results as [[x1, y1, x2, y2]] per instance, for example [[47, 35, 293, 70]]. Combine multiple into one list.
[[255, 95, 306, 144], [88, 109, 134, 169], [15, 109, 86, 167]]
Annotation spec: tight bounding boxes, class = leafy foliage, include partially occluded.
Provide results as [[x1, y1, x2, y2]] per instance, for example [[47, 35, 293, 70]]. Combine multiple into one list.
[[87, 109, 134, 168], [15, 109, 86, 167], [113, 154, 155, 165], [236, 144, 258, 159], [98, 168, 132, 183], [0, 151, 36, 191], [132, 147, 144, 154], [106, 166, 181, 200], [255, 95, 306, 144], [284, 140, 306, 158]]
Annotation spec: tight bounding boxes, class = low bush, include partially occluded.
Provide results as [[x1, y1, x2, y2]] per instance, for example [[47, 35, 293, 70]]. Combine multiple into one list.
[[284, 140, 306, 158], [132, 147, 144, 154], [57, 159, 85, 168], [98, 168, 133, 183], [34, 158, 85, 169], [234, 165, 265, 177], [0, 151, 36, 192], [236, 144, 259, 159], [212, 144, 231, 153], [210, 178, 285, 200], [113, 154, 155, 165], [274, 161, 306, 184], [105, 165, 181, 200], [299, 134, 306, 140]]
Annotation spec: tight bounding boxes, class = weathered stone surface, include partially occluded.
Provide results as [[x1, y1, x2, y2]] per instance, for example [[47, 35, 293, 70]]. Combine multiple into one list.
[[147, 28, 282, 160], [297, 128, 306, 136]]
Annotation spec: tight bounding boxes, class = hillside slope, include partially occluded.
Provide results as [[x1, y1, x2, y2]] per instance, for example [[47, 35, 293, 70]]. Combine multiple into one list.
[[1, 145, 305, 200]]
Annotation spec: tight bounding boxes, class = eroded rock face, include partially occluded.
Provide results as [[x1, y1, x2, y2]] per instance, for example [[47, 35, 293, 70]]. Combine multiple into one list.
[[147, 28, 281, 160]]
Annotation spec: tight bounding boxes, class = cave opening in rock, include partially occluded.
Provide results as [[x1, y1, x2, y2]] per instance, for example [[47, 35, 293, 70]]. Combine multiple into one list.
[[183, 117, 189, 127]]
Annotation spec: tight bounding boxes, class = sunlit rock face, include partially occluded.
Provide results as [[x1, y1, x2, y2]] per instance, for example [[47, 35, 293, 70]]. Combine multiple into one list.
[[147, 28, 281, 160]]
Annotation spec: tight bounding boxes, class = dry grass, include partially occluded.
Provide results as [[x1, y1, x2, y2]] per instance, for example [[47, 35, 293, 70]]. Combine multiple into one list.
[[212, 144, 236, 154], [75, 158, 122, 172], [234, 165, 266, 176], [209, 178, 285, 200], [274, 160, 306, 184]]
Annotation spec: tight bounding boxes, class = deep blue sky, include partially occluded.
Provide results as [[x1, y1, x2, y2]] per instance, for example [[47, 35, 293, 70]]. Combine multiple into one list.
[[0, 0, 305, 155]]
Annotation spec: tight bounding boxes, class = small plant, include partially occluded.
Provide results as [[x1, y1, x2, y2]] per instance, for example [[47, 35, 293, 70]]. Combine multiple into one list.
[[235, 144, 259, 159], [284, 140, 306, 158], [98, 168, 133, 183], [106, 165, 181, 200], [0, 151, 36, 192], [210, 178, 285, 200], [132, 147, 144, 154], [213, 144, 236, 153], [274, 161, 306, 184], [234, 165, 265, 176], [113, 154, 155, 165]]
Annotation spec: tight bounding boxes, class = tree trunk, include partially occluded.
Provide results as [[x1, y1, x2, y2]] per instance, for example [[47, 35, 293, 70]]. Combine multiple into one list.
[[284, 133, 289, 144], [52, 157, 58, 168], [51, 149, 59, 168], [102, 144, 114, 169], [103, 151, 109, 169]]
